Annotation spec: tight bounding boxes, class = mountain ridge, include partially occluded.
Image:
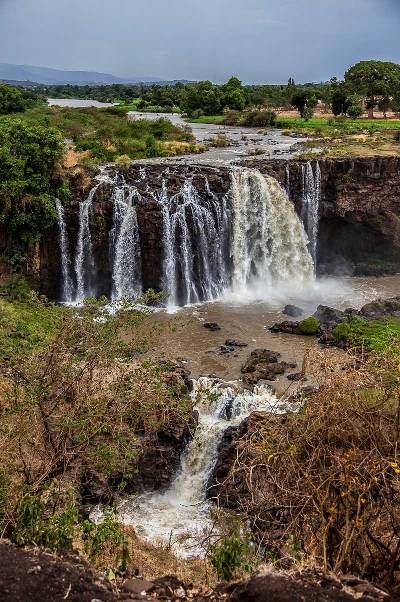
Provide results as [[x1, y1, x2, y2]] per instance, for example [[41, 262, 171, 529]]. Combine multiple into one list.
[[0, 63, 163, 85]]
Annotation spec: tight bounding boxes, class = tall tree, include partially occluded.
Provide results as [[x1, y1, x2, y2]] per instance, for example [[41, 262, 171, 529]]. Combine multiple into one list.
[[345, 60, 400, 118]]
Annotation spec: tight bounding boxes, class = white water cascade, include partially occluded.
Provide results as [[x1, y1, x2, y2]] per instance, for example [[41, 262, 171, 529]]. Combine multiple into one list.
[[118, 377, 293, 558], [110, 185, 142, 301], [59, 166, 314, 308], [302, 161, 321, 265], [230, 168, 314, 295], [74, 185, 99, 303], [55, 199, 74, 303], [159, 178, 231, 309]]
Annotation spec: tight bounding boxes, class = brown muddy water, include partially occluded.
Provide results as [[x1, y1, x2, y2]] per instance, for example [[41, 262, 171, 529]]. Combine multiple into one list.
[[151, 275, 400, 394]]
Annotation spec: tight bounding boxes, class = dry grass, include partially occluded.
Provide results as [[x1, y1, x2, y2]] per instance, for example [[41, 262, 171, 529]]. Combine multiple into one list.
[[211, 347, 400, 591]]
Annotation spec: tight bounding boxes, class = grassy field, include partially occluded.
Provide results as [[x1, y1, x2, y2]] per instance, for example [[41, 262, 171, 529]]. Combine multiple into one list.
[[276, 116, 400, 130], [188, 114, 400, 130], [187, 115, 225, 124]]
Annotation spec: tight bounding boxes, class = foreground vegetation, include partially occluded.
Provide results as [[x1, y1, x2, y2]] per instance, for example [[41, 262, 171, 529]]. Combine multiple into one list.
[[0, 282, 196, 572]]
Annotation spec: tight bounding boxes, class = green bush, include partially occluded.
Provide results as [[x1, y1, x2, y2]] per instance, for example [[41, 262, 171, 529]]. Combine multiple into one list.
[[298, 316, 320, 335], [0, 117, 63, 258], [11, 495, 77, 550], [242, 110, 277, 128], [347, 104, 363, 119], [0, 84, 26, 115], [210, 535, 251, 582], [82, 511, 129, 568]]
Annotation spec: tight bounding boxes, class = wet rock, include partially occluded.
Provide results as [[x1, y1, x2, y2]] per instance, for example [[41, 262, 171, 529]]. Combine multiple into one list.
[[282, 304, 304, 318], [241, 349, 294, 385], [225, 339, 248, 347], [269, 320, 300, 334], [313, 305, 345, 326], [203, 322, 221, 331], [360, 296, 400, 318], [243, 362, 290, 385], [241, 349, 281, 373], [218, 345, 235, 355]]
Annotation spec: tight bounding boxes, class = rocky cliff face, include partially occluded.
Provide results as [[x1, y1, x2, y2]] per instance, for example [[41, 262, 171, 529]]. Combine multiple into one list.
[[19, 156, 400, 298], [246, 156, 400, 275]]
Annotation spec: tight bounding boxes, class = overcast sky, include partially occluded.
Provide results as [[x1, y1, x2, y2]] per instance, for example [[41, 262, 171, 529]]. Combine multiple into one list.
[[0, 0, 399, 83]]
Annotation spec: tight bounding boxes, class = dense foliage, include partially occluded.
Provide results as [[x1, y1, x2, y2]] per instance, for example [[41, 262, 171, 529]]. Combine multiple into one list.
[[0, 117, 64, 262], [0, 291, 192, 559]]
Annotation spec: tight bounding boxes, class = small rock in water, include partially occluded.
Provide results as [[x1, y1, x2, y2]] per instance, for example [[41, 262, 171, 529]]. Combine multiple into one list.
[[204, 322, 221, 331], [225, 339, 248, 347], [218, 345, 235, 354], [282, 304, 304, 318]]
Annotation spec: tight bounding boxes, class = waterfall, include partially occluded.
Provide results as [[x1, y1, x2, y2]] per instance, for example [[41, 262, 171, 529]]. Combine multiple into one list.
[[302, 161, 321, 265], [74, 185, 98, 303], [230, 168, 314, 293], [159, 178, 231, 309], [110, 186, 142, 301], [118, 377, 292, 557], [55, 199, 73, 303], [59, 165, 314, 308], [285, 162, 290, 197]]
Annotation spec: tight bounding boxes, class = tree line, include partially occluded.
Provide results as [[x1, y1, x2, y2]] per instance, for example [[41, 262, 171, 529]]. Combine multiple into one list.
[[2, 60, 398, 120]]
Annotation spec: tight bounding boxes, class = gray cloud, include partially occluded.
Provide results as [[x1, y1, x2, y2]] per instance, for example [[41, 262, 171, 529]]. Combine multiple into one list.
[[0, 0, 399, 82]]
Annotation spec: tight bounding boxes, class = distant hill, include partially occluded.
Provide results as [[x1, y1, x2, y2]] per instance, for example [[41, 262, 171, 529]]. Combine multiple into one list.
[[0, 63, 163, 85]]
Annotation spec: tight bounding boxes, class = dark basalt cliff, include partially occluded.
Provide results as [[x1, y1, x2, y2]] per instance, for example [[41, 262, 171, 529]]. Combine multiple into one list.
[[11, 155, 400, 298], [246, 156, 400, 275]]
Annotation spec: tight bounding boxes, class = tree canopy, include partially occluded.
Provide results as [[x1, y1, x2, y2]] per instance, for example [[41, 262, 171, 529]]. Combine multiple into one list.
[[0, 84, 26, 115], [345, 60, 400, 116], [0, 118, 63, 259]]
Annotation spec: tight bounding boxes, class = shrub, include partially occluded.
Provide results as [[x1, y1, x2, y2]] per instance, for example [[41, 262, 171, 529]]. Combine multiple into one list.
[[242, 110, 277, 128], [212, 346, 400, 591], [210, 535, 251, 582], [145, 135, 158, 157], [0, 84, 26, 115], [298, 316, 320, 335], [11, 495, 77, 550], [82, 511, 129, 568], [190, 109, 205, 119], [347, 104, 363, 119]]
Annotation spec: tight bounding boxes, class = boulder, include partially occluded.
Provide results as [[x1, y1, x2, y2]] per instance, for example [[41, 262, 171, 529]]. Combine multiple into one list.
[[360, 296, 400, 319], [282, 304, 304, 318], [313, 305, 345, 326], [241, 349, 281, 373], [269, 320, 300, 334], [203, 322, 221, 331], [241, 349, 294, 385]]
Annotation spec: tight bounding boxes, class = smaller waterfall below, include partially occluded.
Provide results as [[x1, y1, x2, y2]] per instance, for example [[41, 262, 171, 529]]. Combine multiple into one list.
[[55, 199, 73, 303], [302, 161, 321, 265], [110, 186, 142, 301], [74, 185, 98, 303], [118, 377, 292, 558]]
